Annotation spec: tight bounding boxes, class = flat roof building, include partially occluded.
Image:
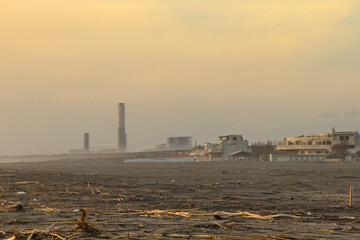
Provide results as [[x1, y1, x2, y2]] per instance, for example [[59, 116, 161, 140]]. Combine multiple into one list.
[[271, 128, 360, 162]]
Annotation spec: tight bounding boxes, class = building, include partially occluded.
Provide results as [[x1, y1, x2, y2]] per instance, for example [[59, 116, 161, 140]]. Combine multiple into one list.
[[190, 134, 249, 161], [270, 128, 360, 162]]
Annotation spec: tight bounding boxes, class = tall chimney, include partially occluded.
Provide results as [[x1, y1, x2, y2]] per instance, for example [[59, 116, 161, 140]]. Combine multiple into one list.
[[84, 132, 90, 152], [117, 103, 127, 152]]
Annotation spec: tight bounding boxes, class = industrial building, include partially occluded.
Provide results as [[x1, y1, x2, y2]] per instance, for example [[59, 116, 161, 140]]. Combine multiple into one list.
[[190, 134, 249, 161], [270, 128, 360, 162]]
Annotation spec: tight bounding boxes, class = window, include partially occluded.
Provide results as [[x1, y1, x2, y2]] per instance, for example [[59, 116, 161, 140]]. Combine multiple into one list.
[[340, 136, 344, 141], [345, 136, 349, 141], [233, 137, 237, 140]]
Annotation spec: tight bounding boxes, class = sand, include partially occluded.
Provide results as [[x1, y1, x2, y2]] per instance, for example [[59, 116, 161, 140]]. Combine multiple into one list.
[[0, 159, 360, 239]]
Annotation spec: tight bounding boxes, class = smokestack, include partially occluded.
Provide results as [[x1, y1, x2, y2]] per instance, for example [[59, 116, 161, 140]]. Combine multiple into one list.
[[117, 103, 127, 152], [84, 132, 90, 152]]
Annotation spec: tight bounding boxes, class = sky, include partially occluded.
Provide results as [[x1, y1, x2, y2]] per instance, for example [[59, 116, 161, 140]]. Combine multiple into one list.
[[1, 0, 360, 155]]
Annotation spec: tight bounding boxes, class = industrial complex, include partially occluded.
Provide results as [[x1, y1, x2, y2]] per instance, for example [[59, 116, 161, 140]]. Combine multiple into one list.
[[66, 103, 360, 163]]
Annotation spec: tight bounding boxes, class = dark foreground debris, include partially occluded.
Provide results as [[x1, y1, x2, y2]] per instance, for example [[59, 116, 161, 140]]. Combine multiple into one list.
[[74, 208, 101, 236]]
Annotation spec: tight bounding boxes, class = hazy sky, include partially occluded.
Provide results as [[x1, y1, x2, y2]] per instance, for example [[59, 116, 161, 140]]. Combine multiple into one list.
[[1, 0, 360, 155]]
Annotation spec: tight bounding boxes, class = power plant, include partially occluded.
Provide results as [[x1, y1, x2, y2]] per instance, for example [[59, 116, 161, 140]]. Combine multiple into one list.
[[117, 103, 127, 152]]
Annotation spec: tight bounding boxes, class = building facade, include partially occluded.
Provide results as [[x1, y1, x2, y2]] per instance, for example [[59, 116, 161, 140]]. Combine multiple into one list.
[[190, 134, 249, 161], [270, 128, 360, 162]]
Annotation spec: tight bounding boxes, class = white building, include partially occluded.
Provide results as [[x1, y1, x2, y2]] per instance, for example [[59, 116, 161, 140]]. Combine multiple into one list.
[[270, 128, 360, 162], [190, 135, 249, 161]]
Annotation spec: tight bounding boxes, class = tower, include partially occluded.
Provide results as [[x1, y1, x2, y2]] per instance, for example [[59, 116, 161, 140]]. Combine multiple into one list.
[[84, 132, 90, 152], [117, 103, 127, 152]]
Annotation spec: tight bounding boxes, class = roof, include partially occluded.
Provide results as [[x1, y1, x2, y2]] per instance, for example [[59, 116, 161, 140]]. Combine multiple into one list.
[[227, 151, 252, 157]]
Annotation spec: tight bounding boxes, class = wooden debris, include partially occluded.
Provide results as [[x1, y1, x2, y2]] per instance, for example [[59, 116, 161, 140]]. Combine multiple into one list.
[[0, 204, 23, 212], [74, 208, 101, 236], [5, 229, 66, 240], [14, 181, 40, 185], [214, 211, 301, 220], [65, 188, 80, 195], [87, 182, 96, 195], [34, 207, 57, 212], [349, 186, 354, 207], [214, 221, 227, 229], [0, 187, 7, 197]]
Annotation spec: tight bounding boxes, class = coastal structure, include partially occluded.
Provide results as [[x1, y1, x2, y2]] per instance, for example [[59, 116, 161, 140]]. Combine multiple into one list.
[[190, 134, 249, 161], [270, 128, 360, 162], [117, 103, 127, 153]]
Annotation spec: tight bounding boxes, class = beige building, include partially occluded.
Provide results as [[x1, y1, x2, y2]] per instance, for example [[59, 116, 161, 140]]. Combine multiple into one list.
[[190, 135, 249, 161], [270, 128, 360, 162]]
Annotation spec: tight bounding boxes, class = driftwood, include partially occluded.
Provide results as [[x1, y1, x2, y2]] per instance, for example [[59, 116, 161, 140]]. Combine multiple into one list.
[[214, 211, 301, 220], [0, 204, 23, 212], [214, 211, 357, 222]]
